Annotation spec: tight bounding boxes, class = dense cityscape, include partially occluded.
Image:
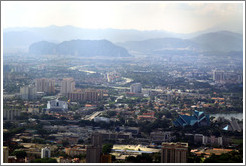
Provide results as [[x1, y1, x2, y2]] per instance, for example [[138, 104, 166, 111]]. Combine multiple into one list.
[[2, 1, 244, 164], [3, 47, 243, 163]]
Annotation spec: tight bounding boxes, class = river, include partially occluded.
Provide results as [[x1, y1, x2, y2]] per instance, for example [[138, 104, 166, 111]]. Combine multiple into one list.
[[210, 113, 243, 120]]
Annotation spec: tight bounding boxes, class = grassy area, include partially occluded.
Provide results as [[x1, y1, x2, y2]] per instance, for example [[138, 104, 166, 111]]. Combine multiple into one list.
[[231, 139, 243, 145]]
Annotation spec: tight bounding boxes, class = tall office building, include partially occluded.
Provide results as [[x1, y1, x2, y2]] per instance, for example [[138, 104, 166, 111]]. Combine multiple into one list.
[[130, 83, 142, 93], [161, 142, 188, 163], [86, 133, 102, 163], [3, 147, 9, 163], [41, 147, 51, 158], [61, 78, 75, 95], [35, 78, 55, 94]]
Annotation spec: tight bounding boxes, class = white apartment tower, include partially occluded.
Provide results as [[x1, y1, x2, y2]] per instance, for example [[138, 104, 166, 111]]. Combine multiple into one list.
[[41, 147, 51, 158]]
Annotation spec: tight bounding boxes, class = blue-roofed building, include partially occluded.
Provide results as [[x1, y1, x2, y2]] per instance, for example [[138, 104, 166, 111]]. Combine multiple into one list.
[[173, 110, 210, 127]]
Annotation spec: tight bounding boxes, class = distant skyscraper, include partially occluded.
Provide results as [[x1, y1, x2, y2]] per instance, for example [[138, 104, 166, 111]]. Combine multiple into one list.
[[237, 74, 243, 83], [130, 83, 142, 93], [161, 142, 188, 163], [61, 78, 75, 94], [41, 147, 51, 158], [35, 78, 55, 94]]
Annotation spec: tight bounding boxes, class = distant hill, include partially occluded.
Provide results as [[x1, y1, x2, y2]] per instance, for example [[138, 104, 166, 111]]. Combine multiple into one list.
[[118, 38, 200, 53], [29, 40, 132, 57], [118, 31, 243, 55], [29, 41, 56, 55], [190, 31, 243, 52]]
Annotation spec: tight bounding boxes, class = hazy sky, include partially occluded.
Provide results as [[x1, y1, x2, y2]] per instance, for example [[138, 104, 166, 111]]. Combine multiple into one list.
[[1, 1, 244, 34]]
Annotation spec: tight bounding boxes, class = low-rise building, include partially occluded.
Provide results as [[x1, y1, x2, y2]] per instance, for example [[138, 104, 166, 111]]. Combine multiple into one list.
[[47, 99, 68, 111], [173, 110, 210, 127], [65, 146, 86, 157], [150, 131, 173, 144]]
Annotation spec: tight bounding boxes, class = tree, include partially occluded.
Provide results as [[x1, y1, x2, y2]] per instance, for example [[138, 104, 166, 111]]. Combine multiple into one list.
[[204, 151, 243, 163], [78, 139, 84, 144], [102, 143, 113, 154], [31, 158, 57, 163], [62, 140, 69, 147], [126, 153, 153, 163], [12, 150, 27, 159]]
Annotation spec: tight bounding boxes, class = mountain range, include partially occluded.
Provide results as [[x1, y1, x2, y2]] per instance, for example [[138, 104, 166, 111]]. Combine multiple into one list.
[[3, 25, 243, 58], [29, 40, 132, 57], [118, 31, 243, 54]]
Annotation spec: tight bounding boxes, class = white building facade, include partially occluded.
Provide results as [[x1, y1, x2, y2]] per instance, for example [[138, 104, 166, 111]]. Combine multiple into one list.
[[47, 99, 68, 111], [41, 147, 51, 158]]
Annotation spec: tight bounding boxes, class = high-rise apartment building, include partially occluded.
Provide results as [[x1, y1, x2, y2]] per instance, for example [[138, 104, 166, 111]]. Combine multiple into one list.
[[61, 78, 75, 95], [67, 89, 104, 102], [161, 142, 188, 163], [213, 70, 225, 83], [130, 83, 142, 93], [35, 78, 55, 94], [3, 109, 21, 121], [20, 85, 37, 100], [86, 133, 102, 163], [3, 147, 9, 163]]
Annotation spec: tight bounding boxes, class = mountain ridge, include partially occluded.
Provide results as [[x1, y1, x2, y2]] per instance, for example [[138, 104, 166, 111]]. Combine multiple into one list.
[[29, 39, 132, 57]]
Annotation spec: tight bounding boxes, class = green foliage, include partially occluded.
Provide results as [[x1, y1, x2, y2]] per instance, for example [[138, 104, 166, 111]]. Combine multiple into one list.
[[126, 153, 153, 163], [16, 112, 30, 120], [78, 120, 94, 127], [187, 152, 202, 163], [3, 127, 25, 142], [106, 111, 117, 117], [32, 138, 46, 144], [77, 139, 84, 144], [62, 140, 70, 147], [31, 158, 57, 163], [74, 154, 86, 159], [40, 114, 57, 120], [139, 119, 171, 134], [3, 121, 16, 129], [12, 150, 27, 159], [204, 151, 243, 163], [102, 143, 113, 154], [152, 153, 161, 163]]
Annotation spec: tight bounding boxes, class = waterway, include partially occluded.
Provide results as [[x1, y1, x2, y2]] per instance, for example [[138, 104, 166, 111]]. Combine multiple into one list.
[[210, 113, 243, 120]]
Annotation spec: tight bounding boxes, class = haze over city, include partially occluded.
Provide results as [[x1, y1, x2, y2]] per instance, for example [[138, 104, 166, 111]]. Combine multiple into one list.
[[2, 1, 244, 33]]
